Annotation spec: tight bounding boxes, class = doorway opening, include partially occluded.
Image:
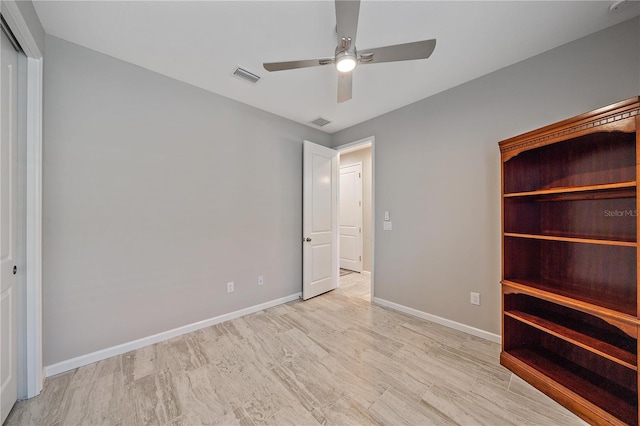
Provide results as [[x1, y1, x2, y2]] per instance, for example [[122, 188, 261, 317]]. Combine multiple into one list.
[[336, 137, 374, 301]]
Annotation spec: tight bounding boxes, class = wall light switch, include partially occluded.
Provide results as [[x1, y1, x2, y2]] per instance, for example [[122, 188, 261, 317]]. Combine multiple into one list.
[[383, 221, 392, 231], [384, 211, 390, 221]]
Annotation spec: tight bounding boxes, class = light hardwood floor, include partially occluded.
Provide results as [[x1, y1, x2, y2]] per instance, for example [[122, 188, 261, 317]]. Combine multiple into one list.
[[6, 273, 586, 425]]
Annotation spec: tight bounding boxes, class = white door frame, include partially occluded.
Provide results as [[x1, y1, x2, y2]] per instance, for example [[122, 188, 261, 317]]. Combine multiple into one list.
[[336, 137, 374, 302], [1, 1, 43, 398]]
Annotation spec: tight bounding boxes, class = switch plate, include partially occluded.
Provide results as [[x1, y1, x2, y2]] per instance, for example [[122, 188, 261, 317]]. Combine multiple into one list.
[[384, 211, 390, 221], [470, 292, 480, 305], [227, 281, 234, 293], [258, 276, 264, 286], [383, 221, 392, 231]]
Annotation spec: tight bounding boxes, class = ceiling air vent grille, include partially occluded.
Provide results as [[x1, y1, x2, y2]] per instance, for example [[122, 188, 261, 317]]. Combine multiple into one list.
[[310, 117, 331, 127], [233, 66, 261, 84]]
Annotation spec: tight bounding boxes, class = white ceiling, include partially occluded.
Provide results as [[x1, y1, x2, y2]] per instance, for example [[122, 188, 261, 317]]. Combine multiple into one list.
[[33, 1, 639, 133]]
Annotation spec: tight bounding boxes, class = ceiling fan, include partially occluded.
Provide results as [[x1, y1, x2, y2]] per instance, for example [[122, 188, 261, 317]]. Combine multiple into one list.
[[263, 0, 436, 103]]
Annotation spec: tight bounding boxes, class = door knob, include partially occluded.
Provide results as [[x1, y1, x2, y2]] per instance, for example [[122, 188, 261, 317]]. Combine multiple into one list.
[[13, 265, 17, 275], [304, 238, 312, 242]]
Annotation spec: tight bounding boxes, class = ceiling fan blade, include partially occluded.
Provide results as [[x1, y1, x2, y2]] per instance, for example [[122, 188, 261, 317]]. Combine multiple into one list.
[[335, 0, 360, 46], [359, 39, 436, 65], [337, 71, 352, 103], [263, 58, 333, 72]]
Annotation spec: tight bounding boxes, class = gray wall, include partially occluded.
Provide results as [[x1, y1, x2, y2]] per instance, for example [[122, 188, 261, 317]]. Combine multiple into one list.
[[43, 16, 640, 365], [339, 147, 372, 272], [43, 35, 330, 365], [331, 17, 640, 335]]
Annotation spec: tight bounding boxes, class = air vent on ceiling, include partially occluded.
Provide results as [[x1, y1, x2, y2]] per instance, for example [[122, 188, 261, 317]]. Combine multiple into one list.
[[310, 117, 331, 127], [233, 66, 261, 84]]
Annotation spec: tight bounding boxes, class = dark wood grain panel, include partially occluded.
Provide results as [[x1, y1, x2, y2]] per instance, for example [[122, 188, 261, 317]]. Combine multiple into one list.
[[504, 196, 637, 242], [504, 238, 637, 315]]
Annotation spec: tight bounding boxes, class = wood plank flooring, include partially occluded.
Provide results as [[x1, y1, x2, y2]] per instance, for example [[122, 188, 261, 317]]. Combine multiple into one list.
[[6, 273, 586, 425]]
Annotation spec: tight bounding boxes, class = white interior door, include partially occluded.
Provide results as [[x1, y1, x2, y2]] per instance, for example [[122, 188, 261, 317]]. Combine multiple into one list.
[[1, 26, 19, 423], [339, 163, 362, 272], [303, 140, 338, 300]]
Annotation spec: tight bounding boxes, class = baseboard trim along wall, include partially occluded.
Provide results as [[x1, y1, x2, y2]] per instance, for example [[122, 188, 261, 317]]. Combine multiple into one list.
[[45, 292, 302, 377], [373, 297, 501, 343], [46, 292, 500, 377]]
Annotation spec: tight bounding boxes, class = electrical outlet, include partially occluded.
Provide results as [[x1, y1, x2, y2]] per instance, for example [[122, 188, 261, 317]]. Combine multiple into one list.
[[227, 281, 234, 293], [383, 221, 392, 231], [470, 292, 480, 305], [258, 276, 264, 286]]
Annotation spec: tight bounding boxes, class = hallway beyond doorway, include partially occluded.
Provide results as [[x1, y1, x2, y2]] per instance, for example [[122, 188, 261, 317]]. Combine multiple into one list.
[[338, 271, 370, 301]]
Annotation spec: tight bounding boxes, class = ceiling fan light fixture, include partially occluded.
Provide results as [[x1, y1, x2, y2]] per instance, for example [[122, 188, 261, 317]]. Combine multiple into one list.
[[261, 0, 437, 102], [335, 51, 357, 73]]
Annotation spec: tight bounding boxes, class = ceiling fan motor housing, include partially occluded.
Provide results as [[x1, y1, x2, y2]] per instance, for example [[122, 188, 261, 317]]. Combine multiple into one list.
[[335, 48, 358, 72]]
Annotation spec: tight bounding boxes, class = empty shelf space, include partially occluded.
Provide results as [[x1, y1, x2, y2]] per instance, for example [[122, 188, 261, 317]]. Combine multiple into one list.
[[505, 310, 637, 370], [503, 196, 637, 243], [502, 131, 636, 194], [502, 279, 638, 321], [506, 348, 637, 425], [503, 238, 637, 316]]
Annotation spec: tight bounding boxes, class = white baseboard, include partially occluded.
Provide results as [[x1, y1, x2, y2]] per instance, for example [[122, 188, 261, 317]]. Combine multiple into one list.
[[373, 297, 501, 343], [44, 293, 301, 377], [361, 270, 371, 277]]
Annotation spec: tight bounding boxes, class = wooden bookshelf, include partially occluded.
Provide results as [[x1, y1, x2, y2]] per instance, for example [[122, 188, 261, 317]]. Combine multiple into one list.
[[499, 97, 640, 425]]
